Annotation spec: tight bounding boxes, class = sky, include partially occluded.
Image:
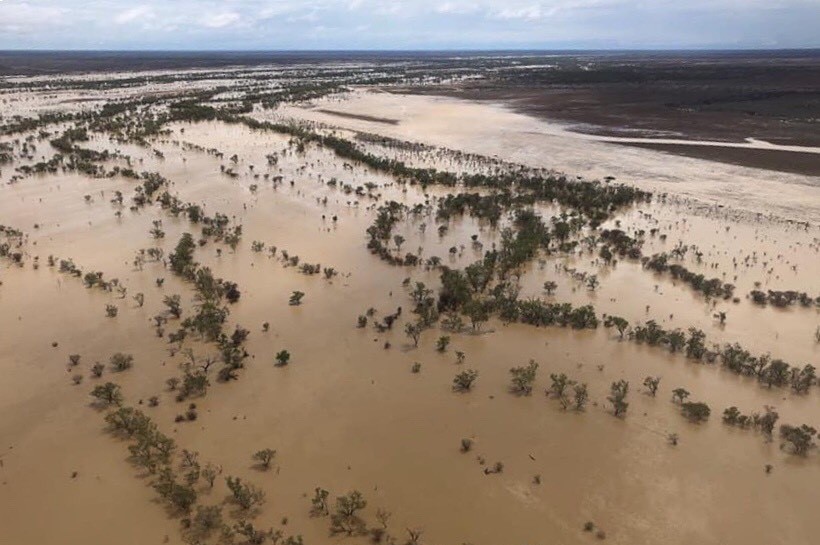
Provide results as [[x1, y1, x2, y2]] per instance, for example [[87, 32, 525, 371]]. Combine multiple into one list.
[[1, 0, 819, 50]]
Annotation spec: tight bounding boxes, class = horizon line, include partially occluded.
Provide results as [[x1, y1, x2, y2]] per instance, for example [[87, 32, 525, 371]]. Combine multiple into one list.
[[2, 47, 819, 53]]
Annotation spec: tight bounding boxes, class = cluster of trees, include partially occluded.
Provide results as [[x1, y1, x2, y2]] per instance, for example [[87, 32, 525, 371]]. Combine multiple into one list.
[[599, 228, 644, 261], [49, 254, 134, 308], [722, 405, 780, 439], [608, 380, 629, 417], [720, 344, 815, 392], [366, 201, 413, 265], [608, 316, 816, 394], [643, 253, 735, 300], [630, 321, 708, 356], [780, 424, 817, 456], [0, 230, 24, 264], [96, 392, 295, 542], [546, 372, 590, 411], [309, 488, 417, 544], [156, 190, 243, 249], [103, 405, 176, 476], [434, 252, 599, 332], [749, 289, 819, 308], [723, 405, 816, 455], [161, 233, 252, 385]]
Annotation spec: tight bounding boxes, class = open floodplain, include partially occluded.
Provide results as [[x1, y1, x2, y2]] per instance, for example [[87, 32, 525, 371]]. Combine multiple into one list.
[[0, 53, 818, 545]]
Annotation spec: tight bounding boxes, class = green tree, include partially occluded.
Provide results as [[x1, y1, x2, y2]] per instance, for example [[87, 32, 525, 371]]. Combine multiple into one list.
[[225, 476, 265, 510], [666, 329, 686, 352], [643, 376, 661, 396], [330, 491, 367, 536], [753, 406, 779, 439], [573, 383, 589, 411], [672, 388, 690, 404], [153, 468, 197, 514], [681, 401, 711, 423], [169, 233, 197, 278], [608, 380, 629, 417], [548, 373, 573, 399], [604, 315, 630, 339], [393, 234, 405, 252], [90, 382, 122, 406], [189, 505, 223, 540], [201, 463, 222, 488], [779, 424, 817, 456], [310, 487, 329, 516], [791, 364, 817, 394], [453, 369, 479, 392], [462, 299, 489, 331], [509, 360, 538, 395], [405, 322, 423, 348], [761, 359, 790, 387], [253, 448, 276, 470], [685, 328, 707, 359], [275, 350, 291, 366], [163, 294, 182, 318]]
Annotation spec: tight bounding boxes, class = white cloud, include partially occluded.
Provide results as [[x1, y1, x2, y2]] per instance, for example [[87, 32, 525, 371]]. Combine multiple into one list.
[[200, 11, 241, 28], [115, 6, 154, 25], [0, 2, 68, 32], [0, 0, 817, 48], [435, 2, 480, 15], [493, 5, 544, 20]]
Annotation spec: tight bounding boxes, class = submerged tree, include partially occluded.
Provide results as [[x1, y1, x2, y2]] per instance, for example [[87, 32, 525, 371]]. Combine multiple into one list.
[[604, 315, 629, 339], [275, 350, 291, 366], [188, 505, 223, 540], [681, 401, 711, 423], [163, 294, 182, 318], [90, 382, 123, 407], [404, 322, 423, 348], [225, 476, 265, 510], [643, 376, 661, 396], [109, 352, 134, 372], [509, 359, 538, 395], [573, 383, 589, 411], [253, 448, 276, 470], [330, 490, 368, 536], [672, 388, 690, 404], [779, 424, 817, 456], [548, 373, 574, 399], [608, 380, 629, 417], [453, 369, 479, 392], [310, 487, 330, 517], [169, 233, 197, 278]]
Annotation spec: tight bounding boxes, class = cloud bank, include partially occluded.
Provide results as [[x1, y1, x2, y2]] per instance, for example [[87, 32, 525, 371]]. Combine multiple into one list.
[[1, 1, 818, 49]]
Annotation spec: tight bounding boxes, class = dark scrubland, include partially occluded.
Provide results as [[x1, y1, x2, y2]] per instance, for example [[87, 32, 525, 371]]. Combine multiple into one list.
[[395, 50, 820, 174]]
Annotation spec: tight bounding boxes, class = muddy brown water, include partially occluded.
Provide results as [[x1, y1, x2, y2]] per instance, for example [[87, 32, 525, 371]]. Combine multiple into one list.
[[0, 94, 818, 545]]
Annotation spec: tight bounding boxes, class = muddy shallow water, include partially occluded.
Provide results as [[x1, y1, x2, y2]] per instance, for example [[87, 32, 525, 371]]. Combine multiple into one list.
[[278, 91, 820, 223], [0, 90, 819, 545]]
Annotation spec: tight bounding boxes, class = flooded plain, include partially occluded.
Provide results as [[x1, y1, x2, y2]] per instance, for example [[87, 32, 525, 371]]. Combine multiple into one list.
[[281, 91, 820, 222], [0, 69, 818, 545]]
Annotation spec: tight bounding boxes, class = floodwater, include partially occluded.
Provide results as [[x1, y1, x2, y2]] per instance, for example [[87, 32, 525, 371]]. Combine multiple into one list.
[[278, 91, 820, 223], [0, 91, 818, 545]]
